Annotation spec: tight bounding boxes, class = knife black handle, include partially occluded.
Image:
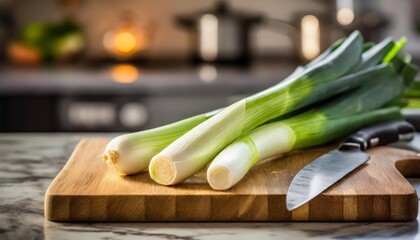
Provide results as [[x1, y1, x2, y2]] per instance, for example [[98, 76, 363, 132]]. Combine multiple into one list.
[[342, 121, 415, 151], [403, 109, 420, 131]]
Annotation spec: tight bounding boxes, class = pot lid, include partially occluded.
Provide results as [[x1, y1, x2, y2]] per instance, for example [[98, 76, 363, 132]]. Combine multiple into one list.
[[176, 1, 263, 25]]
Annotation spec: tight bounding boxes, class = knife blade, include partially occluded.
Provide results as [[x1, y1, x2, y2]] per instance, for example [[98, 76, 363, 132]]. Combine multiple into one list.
[[286, 120, 415, 211]]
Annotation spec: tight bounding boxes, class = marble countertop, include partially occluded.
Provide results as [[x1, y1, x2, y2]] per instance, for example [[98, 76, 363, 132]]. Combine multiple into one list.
[[0, 133, 419, 240]]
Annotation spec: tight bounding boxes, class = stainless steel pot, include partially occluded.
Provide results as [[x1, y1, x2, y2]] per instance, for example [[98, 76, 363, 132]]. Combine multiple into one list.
[[176, 1, 263, 64]]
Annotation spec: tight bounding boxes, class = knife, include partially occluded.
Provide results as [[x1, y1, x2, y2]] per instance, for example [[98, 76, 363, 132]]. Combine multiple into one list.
[[286, 120, 415, 211]]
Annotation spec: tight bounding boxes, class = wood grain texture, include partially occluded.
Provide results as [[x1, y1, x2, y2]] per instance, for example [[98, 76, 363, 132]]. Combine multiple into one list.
[[44, 138, 420, 222]]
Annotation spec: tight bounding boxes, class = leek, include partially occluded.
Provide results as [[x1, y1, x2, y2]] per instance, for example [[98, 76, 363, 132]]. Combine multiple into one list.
[[149, 31, 364, 185], [207, 60, 415, 190]]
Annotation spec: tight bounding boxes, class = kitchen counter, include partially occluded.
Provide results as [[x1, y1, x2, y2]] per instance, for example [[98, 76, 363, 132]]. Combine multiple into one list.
[[0, 133, 419, 240], [0, 64, 294, 96]]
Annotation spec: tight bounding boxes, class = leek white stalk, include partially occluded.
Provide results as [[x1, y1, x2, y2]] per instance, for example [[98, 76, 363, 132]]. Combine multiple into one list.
[[103, 112, 215, 175], [149, 31, 364, 185]]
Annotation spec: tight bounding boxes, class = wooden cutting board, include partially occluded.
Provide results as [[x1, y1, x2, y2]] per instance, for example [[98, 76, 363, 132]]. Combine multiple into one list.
[[45, 138, 420, 222]]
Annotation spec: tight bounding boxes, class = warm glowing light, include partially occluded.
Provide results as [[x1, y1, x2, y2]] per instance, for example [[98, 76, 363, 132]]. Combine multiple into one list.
[[301, 15, 320, 60], [115, 31, 137, 54], [111, 64, 139, 83], [198, 64, 218, 82], [103, 26, 149, 58], [336, 0, 354, 26], [337, 8, 354, 25], [199, 14, 218, 61]]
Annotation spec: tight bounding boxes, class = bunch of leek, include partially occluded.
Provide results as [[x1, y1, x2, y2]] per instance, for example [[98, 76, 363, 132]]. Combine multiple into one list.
[[149, 33, 414, 185], [103, 31, 361, 175], [207, 58, 418, 190], [102, 31, 415, 189]]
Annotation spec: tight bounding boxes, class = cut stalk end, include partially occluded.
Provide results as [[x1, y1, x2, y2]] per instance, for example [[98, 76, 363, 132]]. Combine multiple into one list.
[[149, 156, 176, 185], [208, 166, 232, 190], [103, 150, 118, 163], [103, 149, 119, 168]]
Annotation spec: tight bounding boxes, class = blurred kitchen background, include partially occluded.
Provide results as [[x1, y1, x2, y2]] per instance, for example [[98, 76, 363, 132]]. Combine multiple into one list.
[[0, 0, 418, 132]]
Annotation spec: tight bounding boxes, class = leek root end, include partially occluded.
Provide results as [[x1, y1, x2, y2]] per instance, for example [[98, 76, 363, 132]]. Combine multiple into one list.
[[103, 149, 119, 167], [208, 166, 232, 190], [149, 156, 176, 185]]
